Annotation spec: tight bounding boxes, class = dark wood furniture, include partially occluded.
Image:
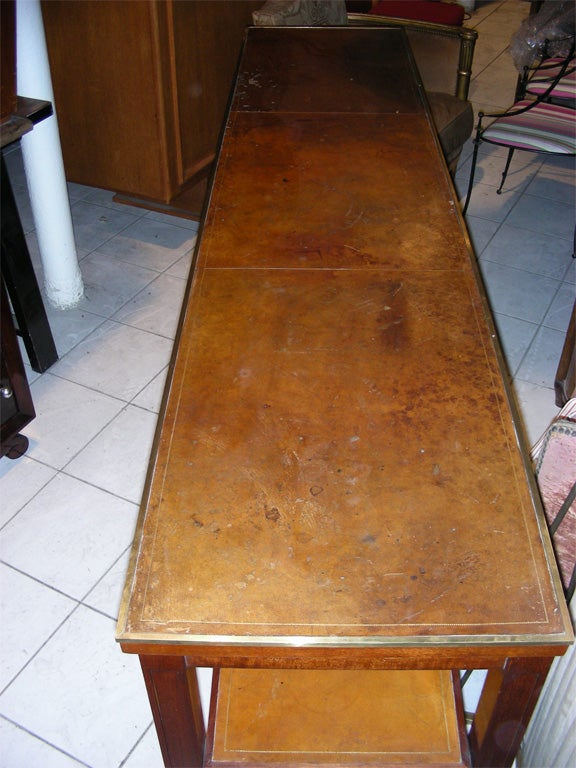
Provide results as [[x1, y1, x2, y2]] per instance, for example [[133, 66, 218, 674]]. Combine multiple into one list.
[[117, 27, 572, 768], [1, 0, 17, 122], [1, 97, 59, 458], [555, 300, 575, 406], [0, 279, 34, 459], [41, 0, 262, 217], [1, 98, 58, 374]]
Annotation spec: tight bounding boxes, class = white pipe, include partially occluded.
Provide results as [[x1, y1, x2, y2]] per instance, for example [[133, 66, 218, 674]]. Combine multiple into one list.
[[16, 0, 83, 309]]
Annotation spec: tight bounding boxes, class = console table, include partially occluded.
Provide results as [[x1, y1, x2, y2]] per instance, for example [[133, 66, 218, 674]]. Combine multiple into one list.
[[117, 27, 572, 767]]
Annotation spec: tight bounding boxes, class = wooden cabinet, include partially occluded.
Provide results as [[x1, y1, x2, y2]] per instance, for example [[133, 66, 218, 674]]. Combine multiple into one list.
[[1, 0, 17, 121], [41, 0, 261, 214]]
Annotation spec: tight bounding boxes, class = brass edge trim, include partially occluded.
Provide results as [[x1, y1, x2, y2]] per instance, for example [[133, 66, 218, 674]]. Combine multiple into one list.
[[116, 630, 573, 648]]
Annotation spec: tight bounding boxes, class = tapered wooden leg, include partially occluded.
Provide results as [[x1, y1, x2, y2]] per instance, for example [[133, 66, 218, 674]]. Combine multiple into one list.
[[1, 155, 58, 373], [140, 655, 205, 768], [469, 656, 553, 767]]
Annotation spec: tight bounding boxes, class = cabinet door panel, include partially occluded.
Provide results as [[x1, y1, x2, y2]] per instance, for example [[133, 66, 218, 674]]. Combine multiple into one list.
[[42, 0, 172, 200], [171, 0, 261, 183]]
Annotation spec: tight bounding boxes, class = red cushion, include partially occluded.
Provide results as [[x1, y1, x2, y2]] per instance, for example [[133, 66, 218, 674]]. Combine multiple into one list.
[[370, 1, 465, 26]]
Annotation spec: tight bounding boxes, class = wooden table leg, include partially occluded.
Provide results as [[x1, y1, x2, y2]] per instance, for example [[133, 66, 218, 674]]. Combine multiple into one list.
[[140, 655, 205, 768], [469, 656, 553, 767], [1, 154, 58, 373]]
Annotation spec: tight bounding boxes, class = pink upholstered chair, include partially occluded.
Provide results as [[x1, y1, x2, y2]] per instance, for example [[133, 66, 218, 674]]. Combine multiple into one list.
[[530, 397, 576, 603]]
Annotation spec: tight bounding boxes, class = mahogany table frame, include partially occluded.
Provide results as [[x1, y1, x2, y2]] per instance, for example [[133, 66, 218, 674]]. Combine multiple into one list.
[[1, 97, 58, 374], [117, 26, 573, 768]]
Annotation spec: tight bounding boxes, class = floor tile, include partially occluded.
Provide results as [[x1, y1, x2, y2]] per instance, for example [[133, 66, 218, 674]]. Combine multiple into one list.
[[0, 606, 153, 768], [506, 196, 575, 240], [0, 457, 56, 529], [0, 474, 138, 600], [0, 565, 76, 692], [65, 405, 158, 504], [468, 60, 518, 110], [166, 248, 196, 279], [22, 375, 124, 470], [18, 214, 82, 305], [480, 224, 574, 279], [130, 367, 169, 414], [2, 145, 26, 187], [459, 180, 524, 222], [458, 136, 475, 168], [0, 719, 85, 768], [9, 178, 36, 234], [515, 325, 566, 389], [479, 261, 560, 324], [22, 360, 42, 387], [67, 180, 96, 204], [512, 380, 560, 447], [145, 209, 200, 231], [461, 670, 488, 717], [80, 187, 148, 216], [544, 280, 575, 332], [83, 548, 131, 621], [42, 305, 107, 359], [460, 144, 541, 197], [23, 227, 89, 284], [94, 217, 197, 272], [491, 313, 538, 377], [76, 251, 158, 319], [20, 227, 45, 273], [564, 258, 575, 283], [461, 215, 500, 256], [112, 273, 187, 339], [122, 724, 164, 768], [197, 668, 213, 727], [69, 200, 141, 253], [525, 156, 576, 205], [47, 320, 173, 403], [468, 37, 510, 79]]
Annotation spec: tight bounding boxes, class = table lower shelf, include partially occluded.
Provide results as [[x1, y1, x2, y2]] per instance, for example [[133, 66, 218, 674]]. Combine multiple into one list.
[[205, 668, 470, 767]]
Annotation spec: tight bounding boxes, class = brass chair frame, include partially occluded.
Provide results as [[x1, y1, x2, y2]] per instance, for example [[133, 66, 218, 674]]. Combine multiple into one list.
[[347, 12, 478, 101]]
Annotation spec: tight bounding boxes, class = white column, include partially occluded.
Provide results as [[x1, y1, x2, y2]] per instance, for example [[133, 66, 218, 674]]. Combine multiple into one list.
[[16, 0, 83, 309]]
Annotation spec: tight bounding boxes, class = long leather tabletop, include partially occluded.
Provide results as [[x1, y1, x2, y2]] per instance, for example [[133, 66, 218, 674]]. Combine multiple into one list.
[[117, 28, 570, 652]]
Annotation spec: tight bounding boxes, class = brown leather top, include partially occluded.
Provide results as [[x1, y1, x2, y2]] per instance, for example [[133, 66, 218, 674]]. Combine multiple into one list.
[[117, 28, 571, 654]]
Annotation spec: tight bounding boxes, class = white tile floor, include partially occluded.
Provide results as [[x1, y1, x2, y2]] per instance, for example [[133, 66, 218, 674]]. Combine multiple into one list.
[[1, 2, 574, 766]]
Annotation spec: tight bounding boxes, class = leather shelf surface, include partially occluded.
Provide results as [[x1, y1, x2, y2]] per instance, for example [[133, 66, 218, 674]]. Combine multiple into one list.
[[206, 668, 469, 766]]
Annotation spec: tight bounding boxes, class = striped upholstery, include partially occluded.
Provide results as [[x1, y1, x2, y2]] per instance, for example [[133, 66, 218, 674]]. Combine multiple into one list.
[[527, 58, 576, 101], [463, 48, 576, 214], [483, 100, 576, 153]]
